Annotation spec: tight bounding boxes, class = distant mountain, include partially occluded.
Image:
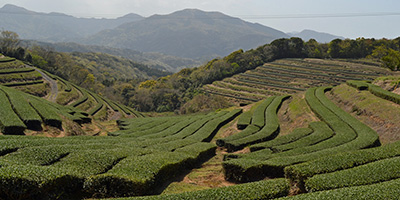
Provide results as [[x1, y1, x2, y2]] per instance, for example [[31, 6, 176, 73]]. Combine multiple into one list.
[[22, 40, 201, 72], [82, 9, 289, 59], [0, 4, 144, 42], [288, 29, 345, 43]]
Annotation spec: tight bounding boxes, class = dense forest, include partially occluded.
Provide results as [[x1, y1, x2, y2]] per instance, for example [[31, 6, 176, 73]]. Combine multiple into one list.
[[1, 30, 400, 113]]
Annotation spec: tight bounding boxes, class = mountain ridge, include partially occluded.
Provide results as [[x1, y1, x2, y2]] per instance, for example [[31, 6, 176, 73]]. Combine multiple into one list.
[[0, 4, 144, 41], [82, 8, 289, 59], [288, 29, 345, 43]]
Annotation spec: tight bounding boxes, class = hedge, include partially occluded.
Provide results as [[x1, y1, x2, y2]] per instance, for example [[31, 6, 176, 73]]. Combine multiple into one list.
[[305, 156, 400, 192], [109, 178, 290, 200], [278, 178, 400, 200], [252, 97, 275, 128], [0, 67, 35, 74], [348, 80, 400, 105], [236, 110, 252, 130], [84, 145, 217, 198], [285, 141, 400, 192], [222, 86, 380, 182], [69, 85, 89, 107], [285, 141, 400, 183], [28, 97, 63, 129], [249, 127, 313, 152], [346, 80, 369, 90], [0, 89, 27, 134], [216, 125, 260, 148], [271, 121, 333, 152], [222, 96, 289, 152]]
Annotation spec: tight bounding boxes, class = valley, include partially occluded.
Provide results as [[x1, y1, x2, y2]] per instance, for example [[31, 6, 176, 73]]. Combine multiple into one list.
[[0, 3, 400, 200]]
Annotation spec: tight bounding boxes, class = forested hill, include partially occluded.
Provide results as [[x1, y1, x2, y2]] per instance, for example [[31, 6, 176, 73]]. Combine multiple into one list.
[[0, 4, 143, 41], [131, 37, 400, 113], [22, 40, 202, 72], [81, 9, 288, 59]]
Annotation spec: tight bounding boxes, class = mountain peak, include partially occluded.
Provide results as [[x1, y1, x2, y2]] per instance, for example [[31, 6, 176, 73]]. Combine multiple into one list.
[[1, 4, 30, 13], [287, 29, 344, 43], [118, 13, 144, 21]]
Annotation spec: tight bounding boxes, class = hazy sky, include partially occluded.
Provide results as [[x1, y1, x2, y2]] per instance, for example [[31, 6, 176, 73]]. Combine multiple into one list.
[[1, 0, 399, 39]]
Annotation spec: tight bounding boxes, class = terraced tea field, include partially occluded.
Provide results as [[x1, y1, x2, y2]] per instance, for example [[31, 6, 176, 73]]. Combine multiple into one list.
[[103, 82, 400, 200], [0, 85, 91, 135], [1, 55, 400, 199], [0, 109, 241, 199], [0, 56, 142, 121], [203, 58, 390, 104]]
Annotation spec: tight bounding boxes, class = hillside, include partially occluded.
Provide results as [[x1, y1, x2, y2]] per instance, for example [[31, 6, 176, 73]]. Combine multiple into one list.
[[1, 73, 400, 199], [0, 55, 142, 136], [203, 58, 390, 104], [22, 40, 201, 72], [0, 4, 143, 41], [82, 9, 288, 59]]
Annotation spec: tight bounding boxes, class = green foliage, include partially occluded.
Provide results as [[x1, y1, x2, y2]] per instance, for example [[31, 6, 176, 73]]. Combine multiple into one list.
[[222, 96, 289, 152], [306, 156, 400, 191], [285, 141, 400, 192], [179, 94, 231, 114], [346, 80, 369, 90], [249, 127, 313, 152], [370, 45, 400, 71], [252, 97, 275, 128], [236, 110, 253, 130], [271, 122, 333, 152], [222, 86, 380, 182], [279, 178, 400, 200], [112, 178, 289, 200], [0, 86, 42, 130], [0, 107, 239, 199], [0, 31, 20, 55], [0, 89, 27, 134]]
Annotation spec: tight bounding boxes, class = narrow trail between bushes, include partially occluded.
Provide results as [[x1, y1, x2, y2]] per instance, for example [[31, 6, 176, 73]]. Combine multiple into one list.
[[162, 147, 236, 195], [161, 112, 244, 194], [33, 67, 58, 102]]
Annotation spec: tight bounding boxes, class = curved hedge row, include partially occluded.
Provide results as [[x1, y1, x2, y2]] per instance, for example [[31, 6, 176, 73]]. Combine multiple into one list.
[[218, 96, 289, 152], [348, 80, 400, 105], [271, 122, 333, 152], [249, 127, 313, 152], [278, 178, 400, 200], [222, 86, 381, 182], [236, 110, 252, 130], [285, 141, 400, 192], [0, 85, 91, 134], [0, 107, 241, 199], [305, 156, 400, 191]]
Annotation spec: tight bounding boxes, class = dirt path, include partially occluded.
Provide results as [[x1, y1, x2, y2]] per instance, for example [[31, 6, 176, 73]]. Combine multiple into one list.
[[32, 67, 58, 102]]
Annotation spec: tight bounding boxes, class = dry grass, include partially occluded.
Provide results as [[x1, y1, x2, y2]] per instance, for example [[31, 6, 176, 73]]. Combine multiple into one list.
[[328, 84, 400, 144]]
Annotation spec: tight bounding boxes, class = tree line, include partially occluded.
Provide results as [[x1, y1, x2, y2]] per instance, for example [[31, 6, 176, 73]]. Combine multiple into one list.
[[131, 37, 400, 113], [1, 30, 400, 113]]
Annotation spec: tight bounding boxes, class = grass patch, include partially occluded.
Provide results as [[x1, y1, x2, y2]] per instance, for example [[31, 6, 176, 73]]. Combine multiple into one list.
[[330, 84, 400, 144]]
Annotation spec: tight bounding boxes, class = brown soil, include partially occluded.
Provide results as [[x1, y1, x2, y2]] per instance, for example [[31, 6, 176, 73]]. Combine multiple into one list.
[[179, 147, 236, 189]]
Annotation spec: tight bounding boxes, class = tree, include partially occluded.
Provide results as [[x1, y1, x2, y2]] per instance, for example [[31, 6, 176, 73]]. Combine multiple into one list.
[[370, 45, 400, 71], [0, 30, 20, 55], [381, 49, 400, 71], [328, 39, 342, 58]]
